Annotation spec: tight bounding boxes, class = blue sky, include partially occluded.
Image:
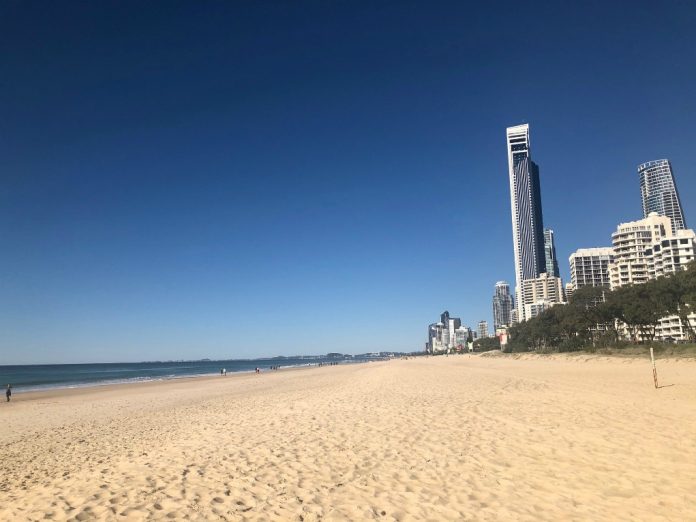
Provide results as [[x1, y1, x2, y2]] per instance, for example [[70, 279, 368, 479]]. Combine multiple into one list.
[[1, 1, 695, 364]]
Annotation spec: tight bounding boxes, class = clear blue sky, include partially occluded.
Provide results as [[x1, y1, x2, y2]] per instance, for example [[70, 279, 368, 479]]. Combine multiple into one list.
[[2, 1, 695, 364]]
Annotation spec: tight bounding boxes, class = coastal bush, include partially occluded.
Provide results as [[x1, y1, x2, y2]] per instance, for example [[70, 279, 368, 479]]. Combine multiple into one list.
[[506, 261, 696, 352], [473, 336, 501, 352], [557, 337, 586, 352]]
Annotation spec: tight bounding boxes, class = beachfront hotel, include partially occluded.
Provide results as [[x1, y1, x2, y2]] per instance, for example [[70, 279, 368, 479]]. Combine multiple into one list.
[[638, 159, 687, 234], [506, 124, 547, 322], [608, 213, 671, 289], [608, 213, 696, 340]]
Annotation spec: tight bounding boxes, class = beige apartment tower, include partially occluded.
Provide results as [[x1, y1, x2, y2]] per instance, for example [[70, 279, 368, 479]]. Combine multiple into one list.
[[608, 213, 671, 289]]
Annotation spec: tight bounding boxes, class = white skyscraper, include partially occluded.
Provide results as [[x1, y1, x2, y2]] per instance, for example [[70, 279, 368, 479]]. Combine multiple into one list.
[[506, 124, 546, 321]]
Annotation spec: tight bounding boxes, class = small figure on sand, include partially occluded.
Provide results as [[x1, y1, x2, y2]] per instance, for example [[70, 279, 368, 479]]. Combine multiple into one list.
[[6, 384, 11, 402]]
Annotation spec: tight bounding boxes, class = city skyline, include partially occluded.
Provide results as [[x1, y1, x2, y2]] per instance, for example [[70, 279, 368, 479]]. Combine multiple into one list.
[[2, 3, 696, 364]]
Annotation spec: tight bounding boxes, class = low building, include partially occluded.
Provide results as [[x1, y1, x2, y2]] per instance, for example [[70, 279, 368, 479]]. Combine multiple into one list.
[[569, 247, 614, 289]]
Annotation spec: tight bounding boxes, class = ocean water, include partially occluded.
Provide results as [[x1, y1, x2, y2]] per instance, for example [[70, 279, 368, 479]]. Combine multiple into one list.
[[0, 356, 373, 393]]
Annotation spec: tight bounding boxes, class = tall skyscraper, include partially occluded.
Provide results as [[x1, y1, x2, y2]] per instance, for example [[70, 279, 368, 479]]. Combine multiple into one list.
[[638, 159, 687, 234], [492, 281, 514, 329], [543, 228, 559, 277], [507, 124, 546, 321]]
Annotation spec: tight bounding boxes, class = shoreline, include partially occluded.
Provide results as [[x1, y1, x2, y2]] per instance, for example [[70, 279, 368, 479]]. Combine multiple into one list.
[[2, 359, 351, 404], [1, 358, 382, 399]]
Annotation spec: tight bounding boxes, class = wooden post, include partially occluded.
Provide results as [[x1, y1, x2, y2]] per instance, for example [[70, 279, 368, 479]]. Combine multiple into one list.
[[650, 347, 659, 389]]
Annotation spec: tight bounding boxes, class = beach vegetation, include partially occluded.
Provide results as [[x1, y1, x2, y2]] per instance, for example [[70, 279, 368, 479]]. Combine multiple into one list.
[[507, 262, 696, 353], [473, 336, 500, 352]]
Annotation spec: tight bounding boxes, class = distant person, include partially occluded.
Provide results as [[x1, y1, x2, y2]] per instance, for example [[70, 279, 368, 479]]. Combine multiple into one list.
[[223, 368, 227, 376], [6, 384, 11, 402], [220, 368, 224, 376]]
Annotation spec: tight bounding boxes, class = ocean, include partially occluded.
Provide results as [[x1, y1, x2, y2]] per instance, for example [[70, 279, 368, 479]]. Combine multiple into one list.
[[0, 356, 375, 393]]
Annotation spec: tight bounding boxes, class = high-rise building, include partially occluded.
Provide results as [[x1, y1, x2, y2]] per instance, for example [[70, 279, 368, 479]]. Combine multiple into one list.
[[506, 124, 546, 321], [609, 213, 671, 289], [639, 159, 687, 234], [569, 247, 614, 289], [543, 228, 559, 277], [492, 281, 514, 329], [646, 228, 696, 340], [477, 320, 489, 339], [521, 273, 565, 319], [608, 215, 696, 341]]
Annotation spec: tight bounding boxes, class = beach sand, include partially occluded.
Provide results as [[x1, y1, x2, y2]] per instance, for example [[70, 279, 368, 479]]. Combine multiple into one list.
[[2, 354, 696, 521]]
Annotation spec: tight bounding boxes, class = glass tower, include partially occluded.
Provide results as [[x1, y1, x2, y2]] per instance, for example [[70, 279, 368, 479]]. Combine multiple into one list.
[[638, 159, 686, 234], [543, 228, 559, 278]]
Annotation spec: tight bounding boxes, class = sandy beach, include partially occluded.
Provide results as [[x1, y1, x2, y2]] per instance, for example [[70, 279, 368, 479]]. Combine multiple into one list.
[[2, 355, 696, 521]]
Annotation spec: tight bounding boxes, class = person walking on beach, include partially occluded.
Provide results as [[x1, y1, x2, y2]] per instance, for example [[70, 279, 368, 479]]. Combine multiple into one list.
[[5, 384, 11, 402]]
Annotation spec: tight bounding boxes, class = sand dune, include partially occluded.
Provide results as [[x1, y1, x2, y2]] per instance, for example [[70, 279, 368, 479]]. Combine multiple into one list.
[[2, 355, 696, 521]]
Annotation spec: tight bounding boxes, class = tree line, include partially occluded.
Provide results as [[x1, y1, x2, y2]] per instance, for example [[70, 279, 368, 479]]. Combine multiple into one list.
[[506, 262, 696, 352]]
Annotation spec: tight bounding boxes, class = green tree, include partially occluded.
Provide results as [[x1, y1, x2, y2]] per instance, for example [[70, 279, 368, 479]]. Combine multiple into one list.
[[659, 264, 696, 341], [473, 336, 501, 352], [611, 284, 667, 342]]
